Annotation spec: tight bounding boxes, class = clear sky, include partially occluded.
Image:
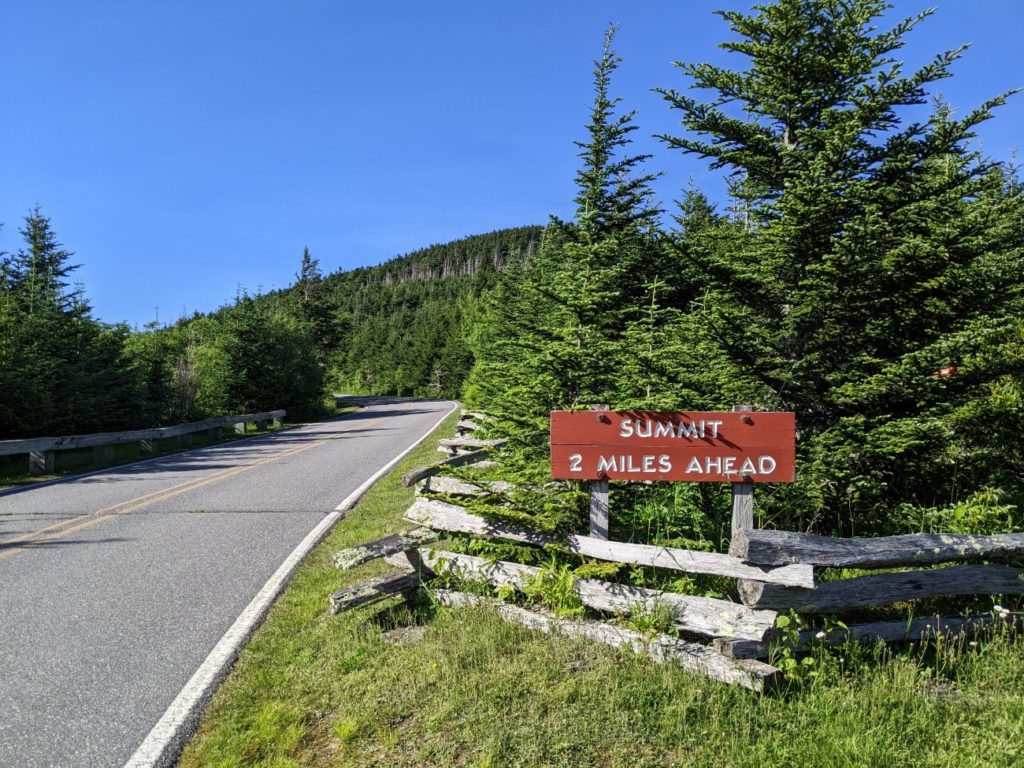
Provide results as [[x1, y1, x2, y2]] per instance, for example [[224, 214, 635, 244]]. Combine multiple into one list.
[[2, 1, 1021, 328]]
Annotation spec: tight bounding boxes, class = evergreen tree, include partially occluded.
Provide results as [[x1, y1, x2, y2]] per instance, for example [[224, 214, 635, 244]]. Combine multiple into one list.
[[657, 0, 1024, 534], [223, 298, 323, 416], [8, 206, 81, 315], [468, 25, 663, 410], [571, 24, 660, 240], [304, 227, 540, 397], [0, 209, 141, 437], [293, 245, 335, 355], [296, 246, 321, 304]]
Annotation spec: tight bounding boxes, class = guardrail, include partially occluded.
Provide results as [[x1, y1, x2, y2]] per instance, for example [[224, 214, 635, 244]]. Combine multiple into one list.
[[0, 409, 286, 475]]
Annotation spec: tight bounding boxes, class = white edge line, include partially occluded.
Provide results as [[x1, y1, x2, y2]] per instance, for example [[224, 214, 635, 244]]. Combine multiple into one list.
[[123, 400, 458, 768]]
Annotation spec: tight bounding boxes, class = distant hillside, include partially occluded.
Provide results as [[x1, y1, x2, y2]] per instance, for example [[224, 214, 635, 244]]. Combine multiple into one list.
[[339, 226, 543, 286], [271, 225, 545, 398]]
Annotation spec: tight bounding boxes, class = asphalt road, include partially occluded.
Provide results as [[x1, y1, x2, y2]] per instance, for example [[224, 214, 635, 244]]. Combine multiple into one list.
[[0, 397, 455, 768]]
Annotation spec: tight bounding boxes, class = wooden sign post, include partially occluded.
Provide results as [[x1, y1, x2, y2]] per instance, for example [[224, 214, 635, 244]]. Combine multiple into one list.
[[550, 407, 796, 539], [587, 405, 611, 540], [731, 404, 754, 535]]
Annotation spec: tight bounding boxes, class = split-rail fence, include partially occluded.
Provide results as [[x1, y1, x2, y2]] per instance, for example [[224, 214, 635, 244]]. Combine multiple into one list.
[[328, 409, 1022, 691]]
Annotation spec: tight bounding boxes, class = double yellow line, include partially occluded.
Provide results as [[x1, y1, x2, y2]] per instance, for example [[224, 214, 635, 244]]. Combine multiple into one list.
[[0, 422, 359, 561]]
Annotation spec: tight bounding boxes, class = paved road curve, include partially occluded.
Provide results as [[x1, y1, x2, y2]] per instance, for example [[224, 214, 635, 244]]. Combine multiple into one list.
[[0, 398, 455, 767]]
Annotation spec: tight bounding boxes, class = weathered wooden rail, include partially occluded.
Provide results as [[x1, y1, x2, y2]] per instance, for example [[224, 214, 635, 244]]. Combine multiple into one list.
[[737, 563, 1024, 613], [731, 528, 1024, 569], [404, 497, 814, 588], [715, 614, 1012, 660], [402, 440, 505, 486], [431, 589, 779, 691], [0, 409, 285, 475], [410, 547, 778, 641]]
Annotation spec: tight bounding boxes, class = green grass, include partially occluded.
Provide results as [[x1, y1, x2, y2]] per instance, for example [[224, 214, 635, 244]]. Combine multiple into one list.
[[0, 405, 356, 488], [178, 408, 1024, 767]]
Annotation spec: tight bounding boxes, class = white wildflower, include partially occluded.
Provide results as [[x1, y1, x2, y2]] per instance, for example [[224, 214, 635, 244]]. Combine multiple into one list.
[[815, 631, 826, 639]]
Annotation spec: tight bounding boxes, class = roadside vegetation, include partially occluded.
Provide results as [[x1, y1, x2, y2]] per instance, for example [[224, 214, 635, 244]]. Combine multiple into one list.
[[0, 221, 537, 442], [466, 1, 1023, 543], [0, 214, 329, 439]]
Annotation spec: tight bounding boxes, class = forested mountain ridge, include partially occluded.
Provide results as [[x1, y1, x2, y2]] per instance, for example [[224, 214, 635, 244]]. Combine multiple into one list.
[[256, 225, 544, 398], [327, 226, 543, 286]]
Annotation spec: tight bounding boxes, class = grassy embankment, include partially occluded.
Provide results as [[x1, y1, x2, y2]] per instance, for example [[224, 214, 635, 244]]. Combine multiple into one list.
[[0, 402, 354, 488], [179, 408, 1024, 768]]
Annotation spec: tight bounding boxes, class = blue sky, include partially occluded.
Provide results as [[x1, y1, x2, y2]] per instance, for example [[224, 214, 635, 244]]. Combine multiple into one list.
[[2, 1, 1021, 327]]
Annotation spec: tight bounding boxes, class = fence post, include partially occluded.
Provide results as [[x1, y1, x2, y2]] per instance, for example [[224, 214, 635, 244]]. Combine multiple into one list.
[[271, 415, 282, 428], [28, 450, 54, 476], [589, 404, 610, 540], [255, 418, 268, 431], [731, 404, 754, 536], [234, 422, 247, 435]]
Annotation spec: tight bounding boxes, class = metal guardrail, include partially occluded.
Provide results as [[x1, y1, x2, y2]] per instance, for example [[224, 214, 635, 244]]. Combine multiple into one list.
[[0, 409, 286, 475]]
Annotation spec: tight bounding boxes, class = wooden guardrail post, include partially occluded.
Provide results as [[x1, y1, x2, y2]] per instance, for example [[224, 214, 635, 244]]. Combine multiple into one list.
[[28, 450, 54, 476], [731, 404, 754, 536], [139, 439, 154, 455], [271, 415, 282, 428], [234, 422, 247, 435], [588, 404, 610, 540], [93, 445, 115, 464], [208, 426, 222, 440], [255, 418, 268, 431]]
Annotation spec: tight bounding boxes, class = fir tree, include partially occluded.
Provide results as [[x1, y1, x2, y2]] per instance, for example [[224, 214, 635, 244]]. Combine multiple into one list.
[[571, 24, 661, 240], [8, 206, 81, 315], [293, 245, 336, 355], [0, 209, 141, 437], [223, 298, 323, 416], [465, 26, 670, 521], [296, 246, 322, 304], [657, 0, 1024, 533]]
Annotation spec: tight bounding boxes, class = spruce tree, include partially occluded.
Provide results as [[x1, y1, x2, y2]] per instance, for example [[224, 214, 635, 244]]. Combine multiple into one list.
[[468, 26, 664, 417], [0, 209, 143, 437], [658, 0, 1024, 534], [293, 246, 335, 355], [223, 298, 323, 416], [296, 246, 321, 304], [571, 24, 660, 240], [9, 206, 81, 315]]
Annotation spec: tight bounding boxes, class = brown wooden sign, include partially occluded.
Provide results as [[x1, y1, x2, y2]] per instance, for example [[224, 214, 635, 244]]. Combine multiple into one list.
[[550, 411, 796, 483]]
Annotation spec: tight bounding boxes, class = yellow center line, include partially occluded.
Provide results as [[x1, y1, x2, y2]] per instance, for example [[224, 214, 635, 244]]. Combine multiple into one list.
[[2, 444, 302, 547], [0, 440, 323, 557], [0, 417, 372, 561], [2, 470, 243, 546]]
